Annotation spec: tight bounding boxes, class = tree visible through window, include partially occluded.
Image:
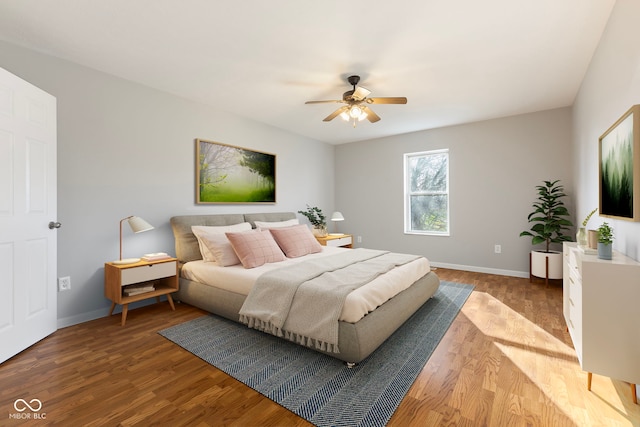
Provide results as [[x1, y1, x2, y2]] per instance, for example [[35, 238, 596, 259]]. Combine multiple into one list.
[[404, 149, 449, 235]]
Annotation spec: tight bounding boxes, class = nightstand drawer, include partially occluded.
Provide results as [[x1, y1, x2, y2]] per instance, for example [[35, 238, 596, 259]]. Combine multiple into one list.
[[121, 261, 176, 286], [325, 236, 353, 247]]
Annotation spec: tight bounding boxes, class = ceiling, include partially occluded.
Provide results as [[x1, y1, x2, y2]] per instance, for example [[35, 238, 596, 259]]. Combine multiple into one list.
[[0, 1, 616, 145]]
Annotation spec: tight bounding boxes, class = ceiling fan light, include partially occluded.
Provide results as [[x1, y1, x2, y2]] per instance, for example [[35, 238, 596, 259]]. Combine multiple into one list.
[[349, 105, 362, 118], [340, 111, 350, 121], [358, 111, 368, 121]]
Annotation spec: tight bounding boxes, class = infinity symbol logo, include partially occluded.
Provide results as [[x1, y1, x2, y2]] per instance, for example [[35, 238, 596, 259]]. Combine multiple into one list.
[[14, 398, 42, 412]]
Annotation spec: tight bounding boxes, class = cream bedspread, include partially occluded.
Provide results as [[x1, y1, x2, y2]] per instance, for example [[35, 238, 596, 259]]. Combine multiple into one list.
[[239, 249, 421, 353], [181, 246, 432, 323]]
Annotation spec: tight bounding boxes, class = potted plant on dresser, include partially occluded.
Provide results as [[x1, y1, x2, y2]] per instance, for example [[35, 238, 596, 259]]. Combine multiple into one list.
[[597, 222, 614, 260], [520, 180, 574, 283]]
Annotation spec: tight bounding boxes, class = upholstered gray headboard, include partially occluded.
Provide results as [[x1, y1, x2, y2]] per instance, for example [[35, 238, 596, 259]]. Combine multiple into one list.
[[170, 212, 297, 263]]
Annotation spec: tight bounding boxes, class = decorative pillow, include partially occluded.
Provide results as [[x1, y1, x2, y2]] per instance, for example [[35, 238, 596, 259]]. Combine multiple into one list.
[[226, 229, 286, 269], [254, 218, 299, 230], [269, 224, 323, 258], [191, 223, 252, 264], [198, 233, 244, 266]]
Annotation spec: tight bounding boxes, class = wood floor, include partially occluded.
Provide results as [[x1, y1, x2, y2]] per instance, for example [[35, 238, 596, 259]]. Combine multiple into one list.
[[1, 268, 639, 426]]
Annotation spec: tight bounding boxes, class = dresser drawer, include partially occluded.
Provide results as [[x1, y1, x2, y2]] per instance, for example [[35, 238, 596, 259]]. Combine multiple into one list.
[[568, 248, 582, 279], [325, 236, 353, 247], [568, 270, 582, 304], [121, 261, 176, 286]]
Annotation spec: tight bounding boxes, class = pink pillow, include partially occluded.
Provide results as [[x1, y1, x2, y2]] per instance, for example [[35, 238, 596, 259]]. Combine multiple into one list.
[[269, 224, 323, 258], [225, 229, 286, 269]]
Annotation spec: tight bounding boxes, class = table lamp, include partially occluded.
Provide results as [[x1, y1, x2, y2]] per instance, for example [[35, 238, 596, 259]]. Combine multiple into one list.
[[114, 215, 154, 265], [330, 211, 344, 235]]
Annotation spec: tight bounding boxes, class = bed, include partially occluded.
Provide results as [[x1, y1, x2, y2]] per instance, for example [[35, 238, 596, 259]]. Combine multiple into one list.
[[170, 212, 440, 364]]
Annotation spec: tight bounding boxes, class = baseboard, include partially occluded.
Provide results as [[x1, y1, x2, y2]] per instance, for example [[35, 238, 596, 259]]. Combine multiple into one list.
[[57, 296, 167, 329], [57, 307, 110, 329], [430, 261, 529, 279]]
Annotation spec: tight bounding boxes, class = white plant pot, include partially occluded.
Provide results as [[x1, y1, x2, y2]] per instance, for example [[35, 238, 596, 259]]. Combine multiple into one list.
[[531, 250, 563, 280]]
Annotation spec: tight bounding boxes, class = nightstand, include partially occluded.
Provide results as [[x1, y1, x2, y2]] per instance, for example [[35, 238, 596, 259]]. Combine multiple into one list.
[[104, 258, 179, 326], [316, 234, 353, 248]]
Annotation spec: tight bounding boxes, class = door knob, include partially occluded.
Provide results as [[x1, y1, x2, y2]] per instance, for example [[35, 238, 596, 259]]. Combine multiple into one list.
[[48, 221, 62, 229]]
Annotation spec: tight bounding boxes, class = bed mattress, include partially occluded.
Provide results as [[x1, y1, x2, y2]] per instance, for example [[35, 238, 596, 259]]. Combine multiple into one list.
[[181, 246, 431, 323]]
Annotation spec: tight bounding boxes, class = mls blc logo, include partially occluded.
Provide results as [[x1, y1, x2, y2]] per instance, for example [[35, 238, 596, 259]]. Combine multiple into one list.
[[10, 398, 46, 420]]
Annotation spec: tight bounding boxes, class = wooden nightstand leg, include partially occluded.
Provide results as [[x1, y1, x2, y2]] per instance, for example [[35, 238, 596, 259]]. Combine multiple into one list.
[[167, 294, 176, 311], [587, 372, 593, 391], [631, 383, 637, 404], [121, 304, 128, 326], [109, 302, 116, 316]]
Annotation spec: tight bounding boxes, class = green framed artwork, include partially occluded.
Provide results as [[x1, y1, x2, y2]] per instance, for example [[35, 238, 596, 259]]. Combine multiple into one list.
[[599, 105, 640, 221], [196, 138, 276, 204]]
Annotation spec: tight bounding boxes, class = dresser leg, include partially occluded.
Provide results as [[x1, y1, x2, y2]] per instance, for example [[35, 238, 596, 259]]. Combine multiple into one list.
[[587, 372, 592, 391], [109, 302, 116, 316], [632, 383, 637, 404], [121, 304, 128, 326]]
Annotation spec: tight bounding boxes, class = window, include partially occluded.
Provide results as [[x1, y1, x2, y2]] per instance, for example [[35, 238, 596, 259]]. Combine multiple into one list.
[[404, 149, 449, 235]]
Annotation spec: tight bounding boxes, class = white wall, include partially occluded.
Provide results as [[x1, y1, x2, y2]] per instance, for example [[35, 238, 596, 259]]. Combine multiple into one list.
[[4, 0, 632, 326], [335, 108, 573, 276], [0, 41, 335, 327], [573, 0, 640, 260]]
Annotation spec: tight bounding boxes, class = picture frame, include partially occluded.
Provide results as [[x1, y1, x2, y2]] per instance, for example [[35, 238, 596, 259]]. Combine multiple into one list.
[[196, 138, 276, 204], [599, 105, 640, 221]]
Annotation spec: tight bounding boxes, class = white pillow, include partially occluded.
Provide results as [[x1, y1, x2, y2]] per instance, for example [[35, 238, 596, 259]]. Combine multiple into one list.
[[191, 223, 252, 264], [254, 218, 299, 230]]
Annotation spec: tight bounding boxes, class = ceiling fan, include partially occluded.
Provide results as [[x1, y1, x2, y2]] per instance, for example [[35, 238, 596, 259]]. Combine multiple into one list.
[[305, 75, 407, 126]]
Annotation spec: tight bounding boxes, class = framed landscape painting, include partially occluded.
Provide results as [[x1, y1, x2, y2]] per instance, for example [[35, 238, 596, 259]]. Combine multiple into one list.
[[599, 105, 640, 221], [196, 139, 276, 204]]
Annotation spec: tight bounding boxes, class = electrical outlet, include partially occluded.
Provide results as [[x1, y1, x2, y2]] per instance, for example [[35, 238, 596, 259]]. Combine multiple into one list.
[[494, 244, 501, 254], [58, 276, 71, 291], [357, 236, 362, 243]]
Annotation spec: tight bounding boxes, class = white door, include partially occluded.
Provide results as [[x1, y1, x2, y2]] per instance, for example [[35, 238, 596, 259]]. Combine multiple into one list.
[[0, 67, 57, 364]]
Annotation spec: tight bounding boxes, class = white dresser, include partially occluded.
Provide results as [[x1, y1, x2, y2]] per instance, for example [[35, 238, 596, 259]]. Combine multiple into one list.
[[563, 242, 640, 403]]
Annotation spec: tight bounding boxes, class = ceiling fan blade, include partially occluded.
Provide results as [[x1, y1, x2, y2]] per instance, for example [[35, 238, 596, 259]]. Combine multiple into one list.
[[352, 86, 371, 101], [305, 100, 343, 104], [367, 97, 407, 104], [323, 106, 349, 122], [362, 106, 381, 123]]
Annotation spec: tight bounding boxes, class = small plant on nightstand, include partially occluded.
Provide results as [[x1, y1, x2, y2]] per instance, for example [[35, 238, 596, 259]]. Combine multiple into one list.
[[298, 205, 327, 236]]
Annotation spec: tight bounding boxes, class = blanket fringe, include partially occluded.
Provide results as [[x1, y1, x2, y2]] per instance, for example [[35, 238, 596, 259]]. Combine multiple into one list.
[[239, 315, 340, 354]]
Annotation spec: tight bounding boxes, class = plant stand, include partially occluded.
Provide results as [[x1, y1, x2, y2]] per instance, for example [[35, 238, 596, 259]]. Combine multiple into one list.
[[529, 252, 551, 286], [529, 250, 563, 286]]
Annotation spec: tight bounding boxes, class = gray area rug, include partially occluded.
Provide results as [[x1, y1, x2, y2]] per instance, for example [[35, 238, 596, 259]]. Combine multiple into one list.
[[159, 281, 473, 427]]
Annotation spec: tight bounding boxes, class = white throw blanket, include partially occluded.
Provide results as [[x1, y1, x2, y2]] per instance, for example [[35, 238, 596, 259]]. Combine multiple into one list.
[[238, 248, 420, 353]]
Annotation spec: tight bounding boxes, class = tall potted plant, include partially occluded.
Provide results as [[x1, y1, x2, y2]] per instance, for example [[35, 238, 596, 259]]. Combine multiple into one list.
[[520, 180, 574, 280]]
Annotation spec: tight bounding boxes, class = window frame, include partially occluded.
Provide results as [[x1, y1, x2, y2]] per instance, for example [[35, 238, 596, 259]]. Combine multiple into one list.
[[403, 148, 450, 236]]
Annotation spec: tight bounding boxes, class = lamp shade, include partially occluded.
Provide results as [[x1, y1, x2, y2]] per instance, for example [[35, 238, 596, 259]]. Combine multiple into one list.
[[331, 212, 345, 221], [115, 215, 154, 264], [127, 216, 154, 233]]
